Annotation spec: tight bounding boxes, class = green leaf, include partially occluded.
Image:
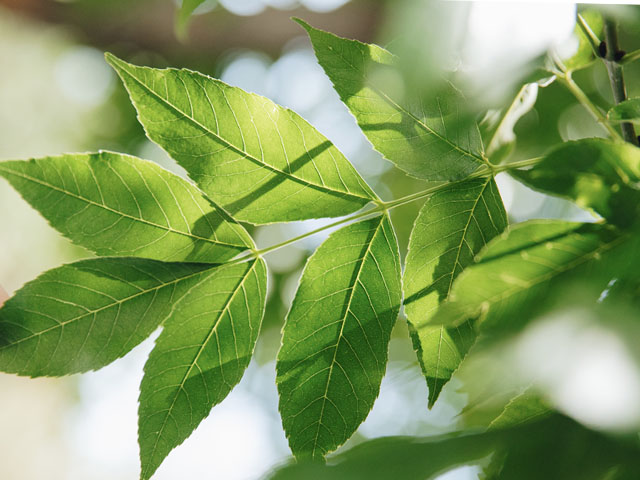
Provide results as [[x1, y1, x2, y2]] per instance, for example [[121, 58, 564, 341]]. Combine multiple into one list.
[[487, 389, 551, 431], [428, 220, 629, 332], [607, 98, 640, 125], [267, 433, 495, 480], [0, 258, 216, 377], [296, 19, 486, 182], [105, 53, 377, 224], [0, 152, 251, 263], [403, 178, 507, 407], [563, 10, 603, 72], [277, 214, 402, 460], [510, 139, 640, 227], [138, 258, 267, 480]]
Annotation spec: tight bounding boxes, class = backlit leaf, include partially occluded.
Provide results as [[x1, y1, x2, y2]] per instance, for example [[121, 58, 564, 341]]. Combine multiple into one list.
[[277, 214, 402, 460], [106, 53, 377, 224], [0, 152, 251, 262], [0, 258, 216, 377], [429, 220, 629, 332], [138, 259, 267, 480], [403, 178, 507, 407], [297, 19, 487, 182]]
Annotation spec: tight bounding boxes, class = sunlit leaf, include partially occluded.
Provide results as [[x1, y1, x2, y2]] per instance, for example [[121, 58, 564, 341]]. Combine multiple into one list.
[[0, 152, 251, 262], [106, 53, 377, 224], [487, 389, 551, 431], [0, 258, 216, 377], [429, 220, 630, 332], [277, 214, 402, 460], [138, 259, 267, 480], [607, 98, 640, 125], [403, 178, 507, 407], [297, 19, 487, 182], [511, 139, 640, 227]]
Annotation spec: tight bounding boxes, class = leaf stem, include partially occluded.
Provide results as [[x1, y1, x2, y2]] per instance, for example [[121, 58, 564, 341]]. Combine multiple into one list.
[[602, 18, 638, 145], [234, 157, 545, 261], [576, 13, 602, 58], [556, 72, 624, 142], [620, 48, 640, 66]]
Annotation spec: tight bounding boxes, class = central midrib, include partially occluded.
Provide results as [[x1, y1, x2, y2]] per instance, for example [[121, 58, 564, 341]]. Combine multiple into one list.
[[116, 64, 374, 203]]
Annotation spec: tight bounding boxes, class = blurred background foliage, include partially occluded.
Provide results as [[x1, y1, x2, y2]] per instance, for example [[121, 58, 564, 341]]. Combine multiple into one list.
[[1, 1, 640, 479]]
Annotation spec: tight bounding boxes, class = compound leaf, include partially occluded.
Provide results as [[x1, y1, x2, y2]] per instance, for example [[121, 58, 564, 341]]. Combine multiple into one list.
[[297, 19, 486, 182], [277, 214, 402, 460], [511, 139, 640, 227], [0, 152, 251, 263], [0, 258, 217, 377], [138, 258, 267, 480], [403, 178, 507, 407], [429, 220, 629, 332], [106, 53, 377, 224]]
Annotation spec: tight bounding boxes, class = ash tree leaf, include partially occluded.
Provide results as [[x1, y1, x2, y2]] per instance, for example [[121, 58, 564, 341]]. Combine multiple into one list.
[[428, 220, 630, 333], [138, 258, 267, 480], [403, 178, 507, 407], [607, 98, 640, 125], [105, 53, 377, 225], [487, 389, 551, 431], [0, 152, 251, 263], [296, 19, 487, 182], [510, 139, 640, 227], [276, 214, 402, 460], [0, 258, 218, 377]]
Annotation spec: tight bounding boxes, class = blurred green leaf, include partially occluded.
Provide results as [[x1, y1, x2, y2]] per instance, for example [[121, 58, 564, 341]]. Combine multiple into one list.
[[487, 389, 552, 431], [176, 0, 207, 37], [277, 214, 402, 460], [429, 220, 630, 332], [403, 178, 507, 407], [105, 53, 377, 224], [269, 415, 640, 480], [0, 152, 252, 262], [297, 19, 487, 182], [139, 259, 267, 480], [608, 98, 640, 125], [511, 139, 640, 227], [0, 258, 216, 377]]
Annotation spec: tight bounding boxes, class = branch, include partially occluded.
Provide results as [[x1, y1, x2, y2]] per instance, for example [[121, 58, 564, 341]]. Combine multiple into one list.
[[602, 18, 638, 145]]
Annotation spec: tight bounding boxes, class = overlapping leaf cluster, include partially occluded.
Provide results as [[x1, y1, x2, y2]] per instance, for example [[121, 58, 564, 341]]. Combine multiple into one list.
[[1, 14, 640, 480]]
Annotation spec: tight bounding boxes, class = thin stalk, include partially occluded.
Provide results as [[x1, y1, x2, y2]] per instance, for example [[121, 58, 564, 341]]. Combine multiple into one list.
[[557, 72, 624, 142], [232, 157, 545, 261], [620, 48, 640, 66], [485, 84, 528, 160], [602, 18, 638, 145], [576, 13, 602, 58]]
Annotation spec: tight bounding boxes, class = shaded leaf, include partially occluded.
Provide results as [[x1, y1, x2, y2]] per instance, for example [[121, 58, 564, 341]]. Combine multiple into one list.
[[0, 258, 215, 377], [429, 220, 629, 332], [277, 214, 402, 460], [511, 139, 640, 227], [607, 98, 640, 125], [138, 259, 267, 480], [297, 19, 486, 182], [403, 178, 507, 407], [106, 53, 377, 224], [269, 415, 640, 480], [0, 152, 251, 262]]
